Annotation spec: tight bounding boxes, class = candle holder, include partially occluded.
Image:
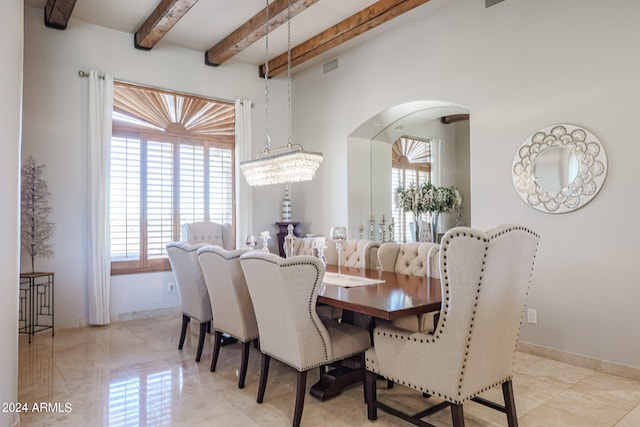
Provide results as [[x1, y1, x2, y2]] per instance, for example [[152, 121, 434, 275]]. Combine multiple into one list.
[[330, 226, 347, 277], [313, 238, 327, 267], [245, 234, 257, 248], [378, 216, 386, 243], [283, 224, 295, 258], [260, 233, 271, 252], [369, 217, 376, 241]]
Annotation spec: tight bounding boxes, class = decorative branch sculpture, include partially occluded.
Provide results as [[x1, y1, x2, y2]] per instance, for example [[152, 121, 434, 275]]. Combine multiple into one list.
[[21, 156, 55, 273]]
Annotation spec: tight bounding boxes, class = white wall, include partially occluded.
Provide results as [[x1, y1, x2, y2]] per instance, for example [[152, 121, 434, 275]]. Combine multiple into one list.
[[22, 6, 285, 327], [292, 0, 640, 368], [1, 2, 22, 426]]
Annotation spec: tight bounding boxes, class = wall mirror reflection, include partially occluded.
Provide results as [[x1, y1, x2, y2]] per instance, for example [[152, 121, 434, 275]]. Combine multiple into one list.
[[347, 100, 471, 243], [512, 123, 608, 214]]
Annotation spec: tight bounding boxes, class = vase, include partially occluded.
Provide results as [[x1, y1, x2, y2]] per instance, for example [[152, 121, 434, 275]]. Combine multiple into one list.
[[430, 211, 439, 243], [282, 184, 292, 221], [409, 219, 421, 243]]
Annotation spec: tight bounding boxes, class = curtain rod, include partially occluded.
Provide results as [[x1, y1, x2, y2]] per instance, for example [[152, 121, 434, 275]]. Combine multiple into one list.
[[77, 70, 253, 107]]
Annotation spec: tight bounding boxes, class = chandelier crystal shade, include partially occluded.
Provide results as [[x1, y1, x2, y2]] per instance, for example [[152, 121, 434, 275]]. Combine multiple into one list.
[[240, 0, 323, 186], [240, 145, 323, 186]]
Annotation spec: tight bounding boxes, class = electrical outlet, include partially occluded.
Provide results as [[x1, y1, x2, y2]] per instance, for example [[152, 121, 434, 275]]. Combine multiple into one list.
[[168, 282, 175, 293], [527, 309, 537, 324]]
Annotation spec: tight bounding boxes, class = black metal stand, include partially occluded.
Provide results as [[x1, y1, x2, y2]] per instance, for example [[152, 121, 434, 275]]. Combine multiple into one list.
[[19, 272, 54, 344]]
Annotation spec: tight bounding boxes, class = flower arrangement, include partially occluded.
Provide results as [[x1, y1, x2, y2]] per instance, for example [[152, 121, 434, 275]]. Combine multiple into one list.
[[396, 182, 462, 242], [395, 182, 462, 216]]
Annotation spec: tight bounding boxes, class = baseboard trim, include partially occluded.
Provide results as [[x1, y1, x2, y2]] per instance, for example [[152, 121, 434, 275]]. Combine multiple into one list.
[[518, 341, 640, 381], [111, 306, 181, 323], [54, 306, 181, 330]]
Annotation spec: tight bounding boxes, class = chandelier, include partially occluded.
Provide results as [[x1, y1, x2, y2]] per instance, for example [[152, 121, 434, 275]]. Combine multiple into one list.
[[240, 0, 323, 186]]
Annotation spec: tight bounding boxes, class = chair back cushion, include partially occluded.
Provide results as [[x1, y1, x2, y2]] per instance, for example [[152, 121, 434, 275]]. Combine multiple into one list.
[[181, 221, 234, 249], [240, 253, 335, 370], [378, 242, 441, 278], [197, 246, 258, 342], [454, 225, 538, 396], [292, 236, 316, 256], [324, 239, 380, 269], [166, 242, 212, 323]]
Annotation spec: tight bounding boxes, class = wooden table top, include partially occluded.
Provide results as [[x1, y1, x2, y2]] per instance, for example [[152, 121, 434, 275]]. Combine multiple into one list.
[[317, 265, 441, 321]]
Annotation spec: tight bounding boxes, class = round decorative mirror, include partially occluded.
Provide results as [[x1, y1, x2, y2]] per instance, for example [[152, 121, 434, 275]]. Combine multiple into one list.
[[512, 124, 607, 213]]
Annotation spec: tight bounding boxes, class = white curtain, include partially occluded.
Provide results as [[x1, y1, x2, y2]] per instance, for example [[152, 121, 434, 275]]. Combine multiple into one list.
[[87, 71, 113, 325], [235, 99, 253, 248]]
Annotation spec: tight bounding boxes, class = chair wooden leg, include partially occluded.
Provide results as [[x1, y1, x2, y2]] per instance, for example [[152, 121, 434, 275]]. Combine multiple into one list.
[[257, 354, 271, 403], [502, 380, 518, 427], [365, 370, 378, 420], [238, 341, 250, 389], [178, 314, 190, 350], [210, 331, 222, 372], [451, 403, 465, 427], [293, 370, 308, 427], [195, 321, 207, 362]]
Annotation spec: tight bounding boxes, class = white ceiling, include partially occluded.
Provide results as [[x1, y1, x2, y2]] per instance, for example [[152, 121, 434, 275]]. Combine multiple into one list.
[[26, 0, 380, 65]]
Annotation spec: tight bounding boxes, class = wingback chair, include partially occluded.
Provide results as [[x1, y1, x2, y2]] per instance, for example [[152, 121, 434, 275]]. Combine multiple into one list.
[[166, 242, 213, 362], [377, 241, 440, 332], [181, 221, 234, 249], [364, 225, 539, 427], [240, 253, 371, 427], [197, 246, 257, 388]]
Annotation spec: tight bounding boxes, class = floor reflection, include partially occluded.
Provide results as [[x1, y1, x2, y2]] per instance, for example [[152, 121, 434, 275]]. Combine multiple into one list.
[[17, 314, 640, 426]]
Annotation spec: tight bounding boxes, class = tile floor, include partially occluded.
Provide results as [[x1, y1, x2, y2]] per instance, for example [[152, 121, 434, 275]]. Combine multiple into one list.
[[17, 316, 640, 426]]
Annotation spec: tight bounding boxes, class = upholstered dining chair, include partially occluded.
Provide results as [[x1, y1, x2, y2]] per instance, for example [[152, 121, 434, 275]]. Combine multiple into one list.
[[377, 241, 440, 332], [181, 221, 234, 249], [239, 252, 371, 427], [166, 242, 212, 363], [196, 245, 257, 389], [365, 225, 539, 427]]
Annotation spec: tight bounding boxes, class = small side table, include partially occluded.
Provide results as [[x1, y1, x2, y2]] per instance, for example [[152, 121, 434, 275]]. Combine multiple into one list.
[[19, 272, 54, 344]]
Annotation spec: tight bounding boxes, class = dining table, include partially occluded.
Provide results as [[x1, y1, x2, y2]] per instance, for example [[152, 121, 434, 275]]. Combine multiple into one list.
[[310, 264, 442, 401]]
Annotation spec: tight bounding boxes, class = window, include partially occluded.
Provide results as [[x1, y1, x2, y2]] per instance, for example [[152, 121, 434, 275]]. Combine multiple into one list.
[[391, 137, 431, 243], [110, 83, 235, 274]]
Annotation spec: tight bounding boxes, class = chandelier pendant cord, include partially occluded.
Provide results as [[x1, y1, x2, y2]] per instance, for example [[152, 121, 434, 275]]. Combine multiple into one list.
[[263, 0, 271, 154], [287, 0, 292, 149], [239, 0, 322, 186]]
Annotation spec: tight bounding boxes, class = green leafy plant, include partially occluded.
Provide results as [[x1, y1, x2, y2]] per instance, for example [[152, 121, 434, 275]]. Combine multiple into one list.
[[21, 155, 55, 273]]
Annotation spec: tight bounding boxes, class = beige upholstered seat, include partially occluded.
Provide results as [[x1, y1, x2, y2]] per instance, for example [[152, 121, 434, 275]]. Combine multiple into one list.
[[365, 225, 539, 426], [239, 253, 371, 427], [197, 246, 257, 388], [181, 221, 234, 249], [324, 239, 380, 269], [377, 241, 440, 332], [166, 242, 212, 362]]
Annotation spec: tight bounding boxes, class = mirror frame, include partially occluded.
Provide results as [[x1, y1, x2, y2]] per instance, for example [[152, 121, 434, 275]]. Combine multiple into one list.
[[512, 123, 608, 214]]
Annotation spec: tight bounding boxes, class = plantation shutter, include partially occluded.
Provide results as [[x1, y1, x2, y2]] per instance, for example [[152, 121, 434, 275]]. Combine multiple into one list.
[[146, 140, 174, 259], [110, 136, 141, 261]]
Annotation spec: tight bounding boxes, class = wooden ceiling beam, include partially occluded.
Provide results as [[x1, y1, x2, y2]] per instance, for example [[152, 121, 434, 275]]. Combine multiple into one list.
[[259, 0, 430, 78], [44, 0, 78, 30], [205, 0, 319, 66], [441, 114, 470, 124], [135, 0, 200, 50]]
